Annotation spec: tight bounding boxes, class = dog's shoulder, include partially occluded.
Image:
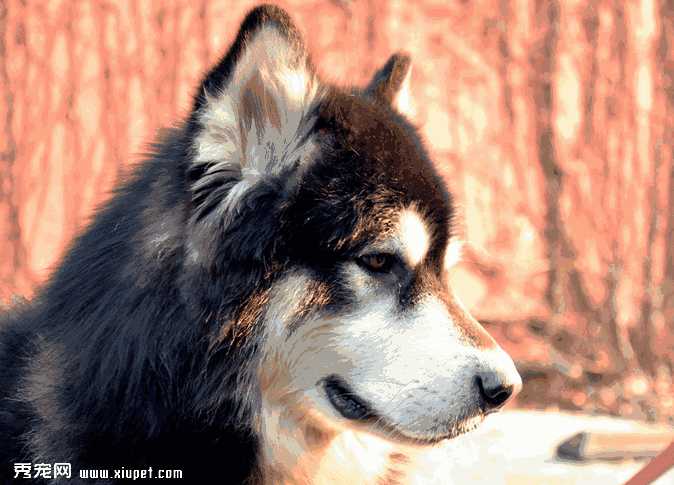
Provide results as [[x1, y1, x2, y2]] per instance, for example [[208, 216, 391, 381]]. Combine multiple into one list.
[[0, 302, 41, 467]]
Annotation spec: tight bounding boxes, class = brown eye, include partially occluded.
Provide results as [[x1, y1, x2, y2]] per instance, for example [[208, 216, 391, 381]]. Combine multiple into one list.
[[357, 253, 395, 273]]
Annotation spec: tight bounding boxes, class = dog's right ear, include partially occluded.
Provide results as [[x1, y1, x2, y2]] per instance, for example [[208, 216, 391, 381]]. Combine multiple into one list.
[[187, 5, 321, 224], [366, 53, 414, 117]]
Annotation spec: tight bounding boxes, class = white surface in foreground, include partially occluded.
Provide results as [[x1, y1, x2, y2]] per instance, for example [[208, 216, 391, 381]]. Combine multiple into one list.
[[417, 410, 674, 485]]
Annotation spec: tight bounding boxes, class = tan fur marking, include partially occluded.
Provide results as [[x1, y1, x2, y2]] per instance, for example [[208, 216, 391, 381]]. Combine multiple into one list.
[[376, 451, 412, 485], [286, 279, 332, 335], [443, 291, 497, 349], [240, 73, 282, 132], [377, 471, 404, 485], [304, 422, 332, 448], [389, 452, 409, 464], [212, 288, 271, 348]]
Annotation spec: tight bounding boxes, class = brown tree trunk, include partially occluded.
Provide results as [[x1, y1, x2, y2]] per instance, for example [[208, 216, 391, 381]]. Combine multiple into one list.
[[659, 0, 674, 338], [531, 0, 564, 317], [0, 1, 29, 297]]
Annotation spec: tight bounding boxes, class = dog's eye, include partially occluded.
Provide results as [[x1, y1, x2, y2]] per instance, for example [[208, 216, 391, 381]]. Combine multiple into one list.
[[357, 253, 395, 273]]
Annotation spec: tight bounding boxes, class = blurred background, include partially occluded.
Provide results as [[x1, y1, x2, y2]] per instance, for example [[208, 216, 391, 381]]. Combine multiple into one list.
[[0, 1, 673, 482]]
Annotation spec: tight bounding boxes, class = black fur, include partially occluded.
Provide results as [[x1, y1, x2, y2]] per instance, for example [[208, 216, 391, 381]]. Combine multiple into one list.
[[0, 5, 452, 484]]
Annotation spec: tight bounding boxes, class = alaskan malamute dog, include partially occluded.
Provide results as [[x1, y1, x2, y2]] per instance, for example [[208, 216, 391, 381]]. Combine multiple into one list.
[[0, 5, 521, 484]]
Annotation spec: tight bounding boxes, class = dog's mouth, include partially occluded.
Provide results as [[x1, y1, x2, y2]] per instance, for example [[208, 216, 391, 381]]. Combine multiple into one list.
[[321, 374, 483, 445], [323, 375, 375, 421]]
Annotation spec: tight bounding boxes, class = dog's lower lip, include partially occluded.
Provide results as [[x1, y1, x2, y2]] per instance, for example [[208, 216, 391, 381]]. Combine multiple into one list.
[[323, 375, 375, 421], [322, 376, 485, 444]]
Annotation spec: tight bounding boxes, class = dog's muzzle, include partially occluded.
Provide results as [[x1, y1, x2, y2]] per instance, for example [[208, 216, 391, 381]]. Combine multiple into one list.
[[320, 356, 522, 444]]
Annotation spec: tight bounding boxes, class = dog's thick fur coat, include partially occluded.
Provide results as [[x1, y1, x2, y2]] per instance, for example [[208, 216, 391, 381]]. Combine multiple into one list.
[[0, 5, 521, 484]]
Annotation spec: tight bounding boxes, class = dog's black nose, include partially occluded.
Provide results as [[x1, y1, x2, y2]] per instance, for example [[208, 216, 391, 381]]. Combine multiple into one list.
[[476, 372, 515, 411]]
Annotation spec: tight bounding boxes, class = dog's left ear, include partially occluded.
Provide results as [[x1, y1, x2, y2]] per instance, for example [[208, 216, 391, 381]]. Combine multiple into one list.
[[183, 6, 322, 278], [366, 52, 413, 117], [188, 5, 322, 222]]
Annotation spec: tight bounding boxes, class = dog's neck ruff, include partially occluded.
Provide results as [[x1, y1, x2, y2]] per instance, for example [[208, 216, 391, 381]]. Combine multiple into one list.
[[255, 398, 431, 485]]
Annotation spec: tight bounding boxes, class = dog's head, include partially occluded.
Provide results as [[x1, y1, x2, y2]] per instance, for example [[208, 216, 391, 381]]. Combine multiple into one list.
[[184, 5, 521, 445]]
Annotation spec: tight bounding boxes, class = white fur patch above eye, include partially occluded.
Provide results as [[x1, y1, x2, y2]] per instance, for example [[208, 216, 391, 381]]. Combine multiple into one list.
[[443, 238, 464, 270], [397, 209, 430, 267]]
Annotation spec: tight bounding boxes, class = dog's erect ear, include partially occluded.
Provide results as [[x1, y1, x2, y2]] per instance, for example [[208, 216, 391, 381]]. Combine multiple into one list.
[[188, 5, 321, 223], [366, 53, 413, 117]]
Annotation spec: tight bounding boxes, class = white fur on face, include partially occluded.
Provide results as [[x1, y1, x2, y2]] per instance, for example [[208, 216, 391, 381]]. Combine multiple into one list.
[[254, 240, 521, 482], [396, 208, 430, 267], [192, 26, 322, 224], [257, 269, 520, 446], [307, 295, 483, 440]]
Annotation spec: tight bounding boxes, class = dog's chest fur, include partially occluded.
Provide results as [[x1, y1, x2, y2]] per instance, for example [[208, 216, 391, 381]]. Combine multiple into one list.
[[256, 400, 426, 485]]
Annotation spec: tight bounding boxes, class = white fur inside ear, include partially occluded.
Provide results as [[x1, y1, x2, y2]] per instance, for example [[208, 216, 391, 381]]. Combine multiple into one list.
[[392, 66, 414, 117], [191, 26, 322, 221]]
